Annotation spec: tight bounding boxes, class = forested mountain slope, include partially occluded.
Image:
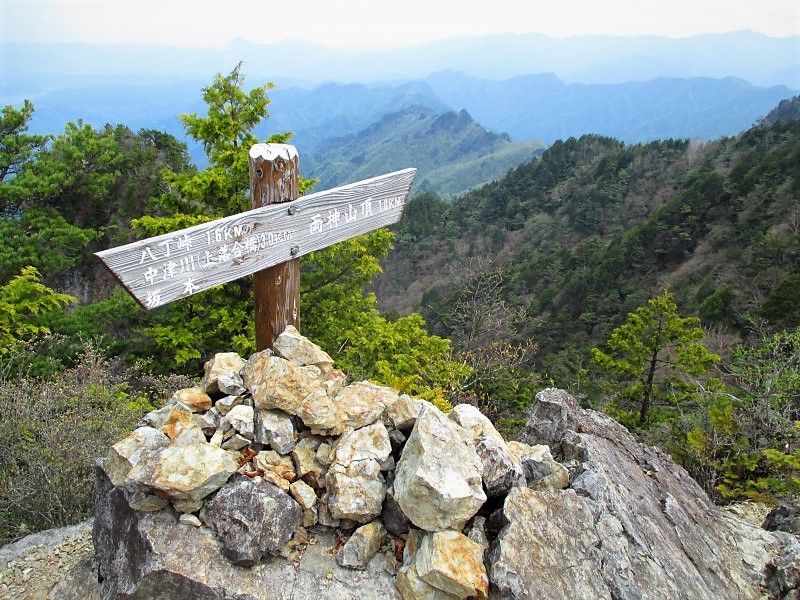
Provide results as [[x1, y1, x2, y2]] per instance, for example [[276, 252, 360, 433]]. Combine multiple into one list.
[[375, 101, 800, 380], [303, 106, 545, 198]]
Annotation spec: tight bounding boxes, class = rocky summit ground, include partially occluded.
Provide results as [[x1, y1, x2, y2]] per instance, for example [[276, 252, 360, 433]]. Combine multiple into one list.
[[1, 326, 795, 599], [0, 499, 780, 599], [0, 520, 98, 599]]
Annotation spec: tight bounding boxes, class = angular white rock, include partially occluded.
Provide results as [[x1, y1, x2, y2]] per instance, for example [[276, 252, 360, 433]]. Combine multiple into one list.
[[215, 395, 249, 416], [331, 422, 392, 467], [449, 404, 524, 497], [415, 530, 488, 599], [507, 441, 569, 491], [254, 408, 296, 454], [393, 404, 486, 532], [289, 479, 318, 510], [201, 352, 246, 395], [273, 325, 334, 374], [385, 394, 425, 432], [104, 427, 170, 487], [242, 353, 324, 413], [171, 387, 212, 413], [337, 521, 385, 570], [326, 459, 387, 524], [226, 404, 255, 440], [125, 443, 238, 503]]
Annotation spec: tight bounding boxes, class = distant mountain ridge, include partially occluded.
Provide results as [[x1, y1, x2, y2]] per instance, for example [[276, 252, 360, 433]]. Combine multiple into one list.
[[302, 106, 545, 198], [7, 69, 795, 159], [2, 30, 798, 87], [263, 81, 451, 153], [424, 71, 797, 144], [2, 32, 797, 179]]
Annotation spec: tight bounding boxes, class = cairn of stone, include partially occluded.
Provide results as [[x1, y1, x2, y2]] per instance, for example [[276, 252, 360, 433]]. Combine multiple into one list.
[[95, 326, 800, 599], [98, 326, 569, 599]]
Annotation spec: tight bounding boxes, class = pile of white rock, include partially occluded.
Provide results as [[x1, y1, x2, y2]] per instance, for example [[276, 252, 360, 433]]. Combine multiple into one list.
[[101, 326, 570, 599]]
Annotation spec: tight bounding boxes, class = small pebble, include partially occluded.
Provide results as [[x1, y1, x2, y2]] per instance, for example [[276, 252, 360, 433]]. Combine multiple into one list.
[[179, 514, 202, 527]]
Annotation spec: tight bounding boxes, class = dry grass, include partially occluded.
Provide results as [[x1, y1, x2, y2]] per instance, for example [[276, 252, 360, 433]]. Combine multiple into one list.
[[0, 341, 189, 546]]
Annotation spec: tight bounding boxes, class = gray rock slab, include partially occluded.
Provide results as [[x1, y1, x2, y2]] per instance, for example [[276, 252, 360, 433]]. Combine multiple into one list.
[[501, 387, 800, 599], [94, 461, 401, 599], [200, 475, 303, 566]]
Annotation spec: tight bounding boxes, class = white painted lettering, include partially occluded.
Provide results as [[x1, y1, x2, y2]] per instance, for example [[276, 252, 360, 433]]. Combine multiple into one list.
[[162, 261, 178, 280], [178, 256, 196, 274], [158, 239, 173, 258], [327, 209, 341, 229], [183, 278, 198, 295], [144, 290, 163, 309], [345, 204, 357, 223], [309, 214, 324, 234], [176, 233, 192, 250], [360, 198, 373, 217], [139, 247, 158, 264], [143, 266, 158, 285], [200, 251, 215, 269]]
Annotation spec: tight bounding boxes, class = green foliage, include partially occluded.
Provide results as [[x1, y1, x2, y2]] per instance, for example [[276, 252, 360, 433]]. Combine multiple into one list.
[[139, 281, 256, 373], [1, 111, 192, 288], [34, 289, 144, 372], [300, 230, 393, 341], [12, 121, 124, 228], [0, 267, 75, 355], [156, 62, 276, 217], [415, 257, 541, 418], [698, 286, 736, 325], [380, 119, 800, 398], [759, 95, 800, 125], [759, 273, 800, 327], [0, 105, 194, 367], [334, 311, 468, 406], [0, 209, 101, 283], [0, 100, 49, 193], [297, 229, 469, 402], [592, 288, 719, 423], [678, 327, 800, 503]]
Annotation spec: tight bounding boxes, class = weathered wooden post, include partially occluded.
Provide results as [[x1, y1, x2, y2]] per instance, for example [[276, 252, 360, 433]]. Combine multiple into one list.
[[249, 144, 300, 350]]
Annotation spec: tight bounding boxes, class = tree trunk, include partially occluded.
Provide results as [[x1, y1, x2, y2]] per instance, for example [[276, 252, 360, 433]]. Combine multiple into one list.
[[640, 315, 664, 424], [639, 346, 659, 424]]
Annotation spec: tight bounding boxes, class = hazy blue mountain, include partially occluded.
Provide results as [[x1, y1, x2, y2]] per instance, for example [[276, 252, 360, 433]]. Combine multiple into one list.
[[424, 71, 798, 144], [263, 81, 450, 153], [2, 32, 797, 169], [2, 30, 797, 88], [10, 68, 794, 156], [302, 105, 545, 198]]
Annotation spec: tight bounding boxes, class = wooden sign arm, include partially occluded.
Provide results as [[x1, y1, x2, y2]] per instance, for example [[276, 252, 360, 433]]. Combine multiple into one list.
[[95, 166, 416, 314]]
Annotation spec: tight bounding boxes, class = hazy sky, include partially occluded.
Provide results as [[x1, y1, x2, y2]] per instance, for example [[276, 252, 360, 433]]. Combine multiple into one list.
[[2, 0, 798, 48]]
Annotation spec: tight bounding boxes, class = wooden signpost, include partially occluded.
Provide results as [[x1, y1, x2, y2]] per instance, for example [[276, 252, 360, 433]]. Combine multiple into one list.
[[96, 143, 416, 350]]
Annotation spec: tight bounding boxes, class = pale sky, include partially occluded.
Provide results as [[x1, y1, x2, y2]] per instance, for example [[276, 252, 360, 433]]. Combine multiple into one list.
[[1, 0, 798, 48]]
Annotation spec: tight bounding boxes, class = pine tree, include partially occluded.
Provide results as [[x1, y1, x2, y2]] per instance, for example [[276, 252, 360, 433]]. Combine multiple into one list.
[[592, 288, 719, 423]]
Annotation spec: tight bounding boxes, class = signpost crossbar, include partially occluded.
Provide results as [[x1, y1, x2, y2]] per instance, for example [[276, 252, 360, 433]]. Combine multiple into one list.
[[96, 167, 416, 310]]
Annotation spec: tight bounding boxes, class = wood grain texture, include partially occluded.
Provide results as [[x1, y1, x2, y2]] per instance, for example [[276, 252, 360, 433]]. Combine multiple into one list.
[[95, 168, 416, 310], [250, 143, 301, 351]]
